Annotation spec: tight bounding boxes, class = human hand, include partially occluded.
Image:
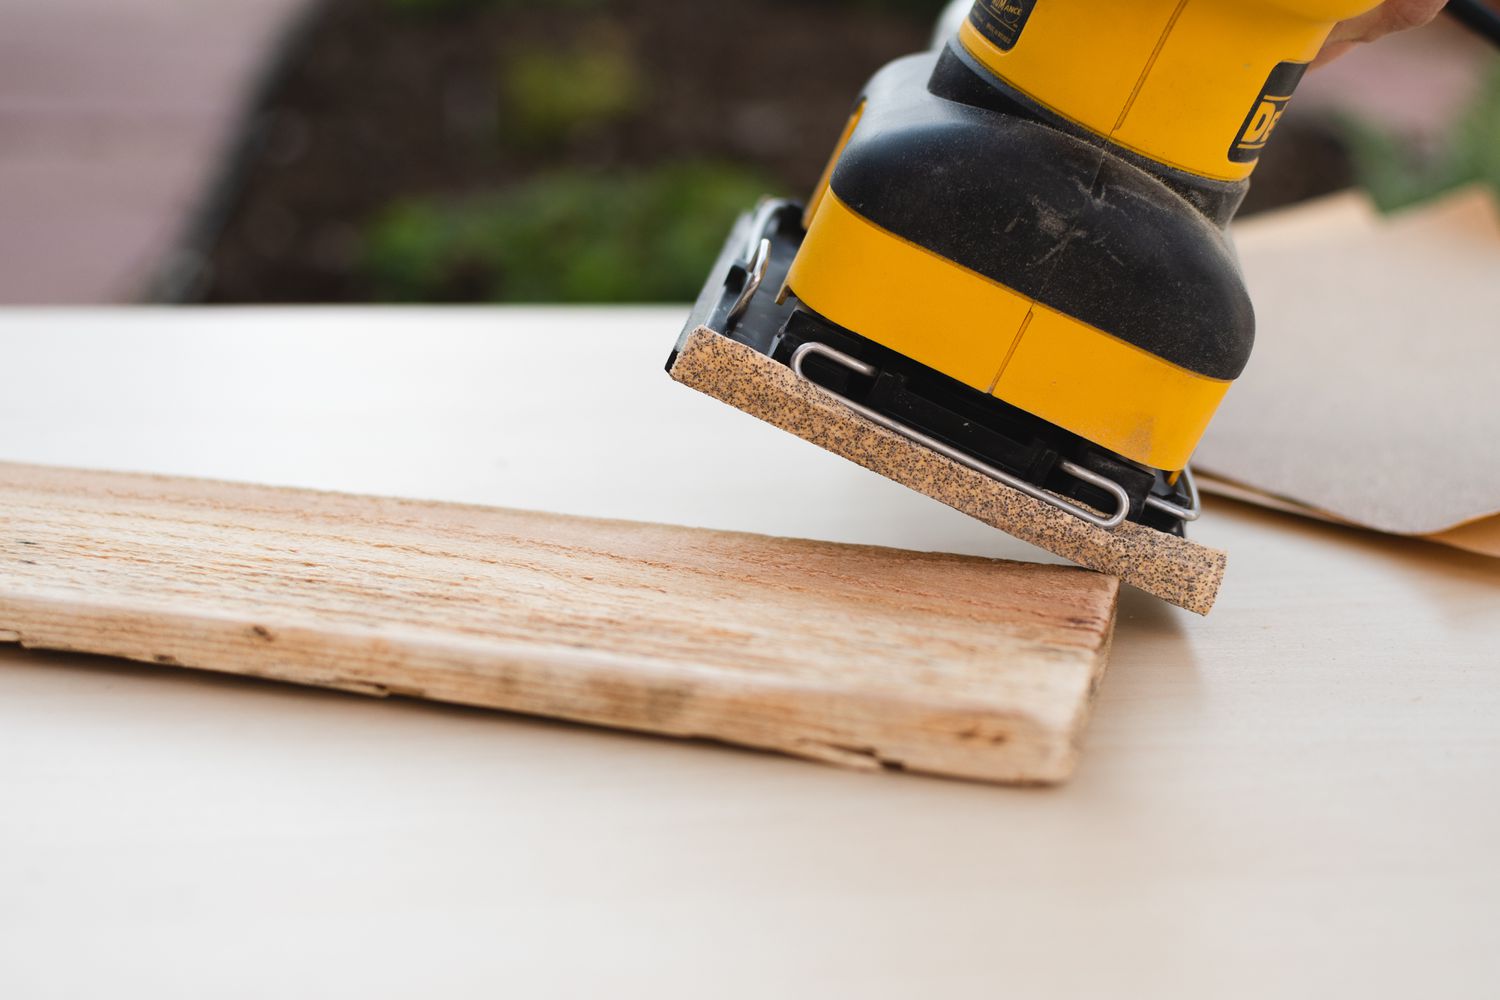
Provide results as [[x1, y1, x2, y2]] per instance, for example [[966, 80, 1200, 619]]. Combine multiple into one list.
[[1314, 0, 1450, 66]]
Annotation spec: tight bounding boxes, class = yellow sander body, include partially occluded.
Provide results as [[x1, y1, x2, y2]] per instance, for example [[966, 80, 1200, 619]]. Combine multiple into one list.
[[668, 0, 1383, 607]]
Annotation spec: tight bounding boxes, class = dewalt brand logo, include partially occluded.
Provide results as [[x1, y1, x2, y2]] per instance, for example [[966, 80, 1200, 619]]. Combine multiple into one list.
[[1229, 61, 1308, 164], [969, 0, 1039, 52]]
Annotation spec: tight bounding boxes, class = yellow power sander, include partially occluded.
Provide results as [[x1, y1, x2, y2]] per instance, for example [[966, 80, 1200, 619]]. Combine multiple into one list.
[[666, 0, 1492, 612]]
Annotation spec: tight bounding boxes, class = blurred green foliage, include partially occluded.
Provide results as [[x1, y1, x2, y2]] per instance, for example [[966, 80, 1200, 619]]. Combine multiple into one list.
[[362, 0, 949, 303], [501, 35, 646, 147], [386, 0, 943, 15], [386, 0, 600, 15], [809, 0, 949, 14], [362, 164, 770, 302], [1345, 67, 1500, 211]]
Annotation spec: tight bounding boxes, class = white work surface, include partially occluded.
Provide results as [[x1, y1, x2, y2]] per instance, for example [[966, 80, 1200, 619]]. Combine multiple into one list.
[[2, 308, 1497, 998]]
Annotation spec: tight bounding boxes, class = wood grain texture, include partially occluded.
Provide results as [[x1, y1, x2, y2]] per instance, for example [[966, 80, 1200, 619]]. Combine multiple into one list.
[[669, 326, 1226, 614], [0, 462, 1119, 785]]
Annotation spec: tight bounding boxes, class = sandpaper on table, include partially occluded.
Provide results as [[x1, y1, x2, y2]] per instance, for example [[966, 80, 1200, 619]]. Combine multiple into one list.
[[1, 309, 1498, 998]]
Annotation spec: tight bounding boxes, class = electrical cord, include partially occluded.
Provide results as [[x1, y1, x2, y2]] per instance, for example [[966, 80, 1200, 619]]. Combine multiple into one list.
[[1447, 0, 1500, 47]]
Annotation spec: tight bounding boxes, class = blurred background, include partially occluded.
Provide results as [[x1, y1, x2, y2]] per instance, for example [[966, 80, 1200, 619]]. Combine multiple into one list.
[[2, 0, 1496, 306]]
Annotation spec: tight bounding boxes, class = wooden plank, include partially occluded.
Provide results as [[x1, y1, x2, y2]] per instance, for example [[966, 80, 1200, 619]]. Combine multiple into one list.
[[0, 463, 1119, 785], [669, 326, 1226, 614]]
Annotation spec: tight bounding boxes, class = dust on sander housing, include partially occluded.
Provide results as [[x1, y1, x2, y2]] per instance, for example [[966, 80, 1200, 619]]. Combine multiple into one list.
[[673, 43, 1256, 538]]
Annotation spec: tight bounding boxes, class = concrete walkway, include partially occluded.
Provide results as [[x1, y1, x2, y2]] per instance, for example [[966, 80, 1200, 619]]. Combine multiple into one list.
[[0, 0, 309, 303]]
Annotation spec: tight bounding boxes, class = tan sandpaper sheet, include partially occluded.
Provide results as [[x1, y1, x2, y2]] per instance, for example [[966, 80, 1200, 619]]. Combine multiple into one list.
[[1195, 471, 1500, 558], [1193, 186, 1500, 543], [1431, 517, 1500, 558]]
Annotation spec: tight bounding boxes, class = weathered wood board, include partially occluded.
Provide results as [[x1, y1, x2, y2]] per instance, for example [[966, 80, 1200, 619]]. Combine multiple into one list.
[[669, 327, 1226, 614], [0, 463, 1119, 785]]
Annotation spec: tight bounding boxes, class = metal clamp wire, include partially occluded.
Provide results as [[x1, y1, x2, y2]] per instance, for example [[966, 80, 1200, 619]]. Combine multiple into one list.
[[725, 238, 771, 332], [790, 341, 1131, 531], [1144, 467, 1202, 522]]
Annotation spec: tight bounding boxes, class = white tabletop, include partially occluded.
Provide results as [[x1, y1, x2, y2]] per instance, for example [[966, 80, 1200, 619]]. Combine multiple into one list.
[[2, 307, 1497, 998]]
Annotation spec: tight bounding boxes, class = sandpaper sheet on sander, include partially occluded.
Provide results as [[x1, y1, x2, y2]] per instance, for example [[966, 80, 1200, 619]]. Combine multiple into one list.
[[1196, 186, 1500, 554], [670, 329, 1227, 614]]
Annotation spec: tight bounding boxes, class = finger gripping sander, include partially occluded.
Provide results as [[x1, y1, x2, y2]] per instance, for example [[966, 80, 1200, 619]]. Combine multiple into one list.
[[666, 0, 1381, 613]]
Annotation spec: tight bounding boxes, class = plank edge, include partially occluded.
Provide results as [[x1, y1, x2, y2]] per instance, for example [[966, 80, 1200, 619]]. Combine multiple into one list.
[[0, 593, 1101, 785]]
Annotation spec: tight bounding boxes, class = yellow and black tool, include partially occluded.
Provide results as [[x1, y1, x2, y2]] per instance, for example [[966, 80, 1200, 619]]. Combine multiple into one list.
[[667, 1, 1462, 580]]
